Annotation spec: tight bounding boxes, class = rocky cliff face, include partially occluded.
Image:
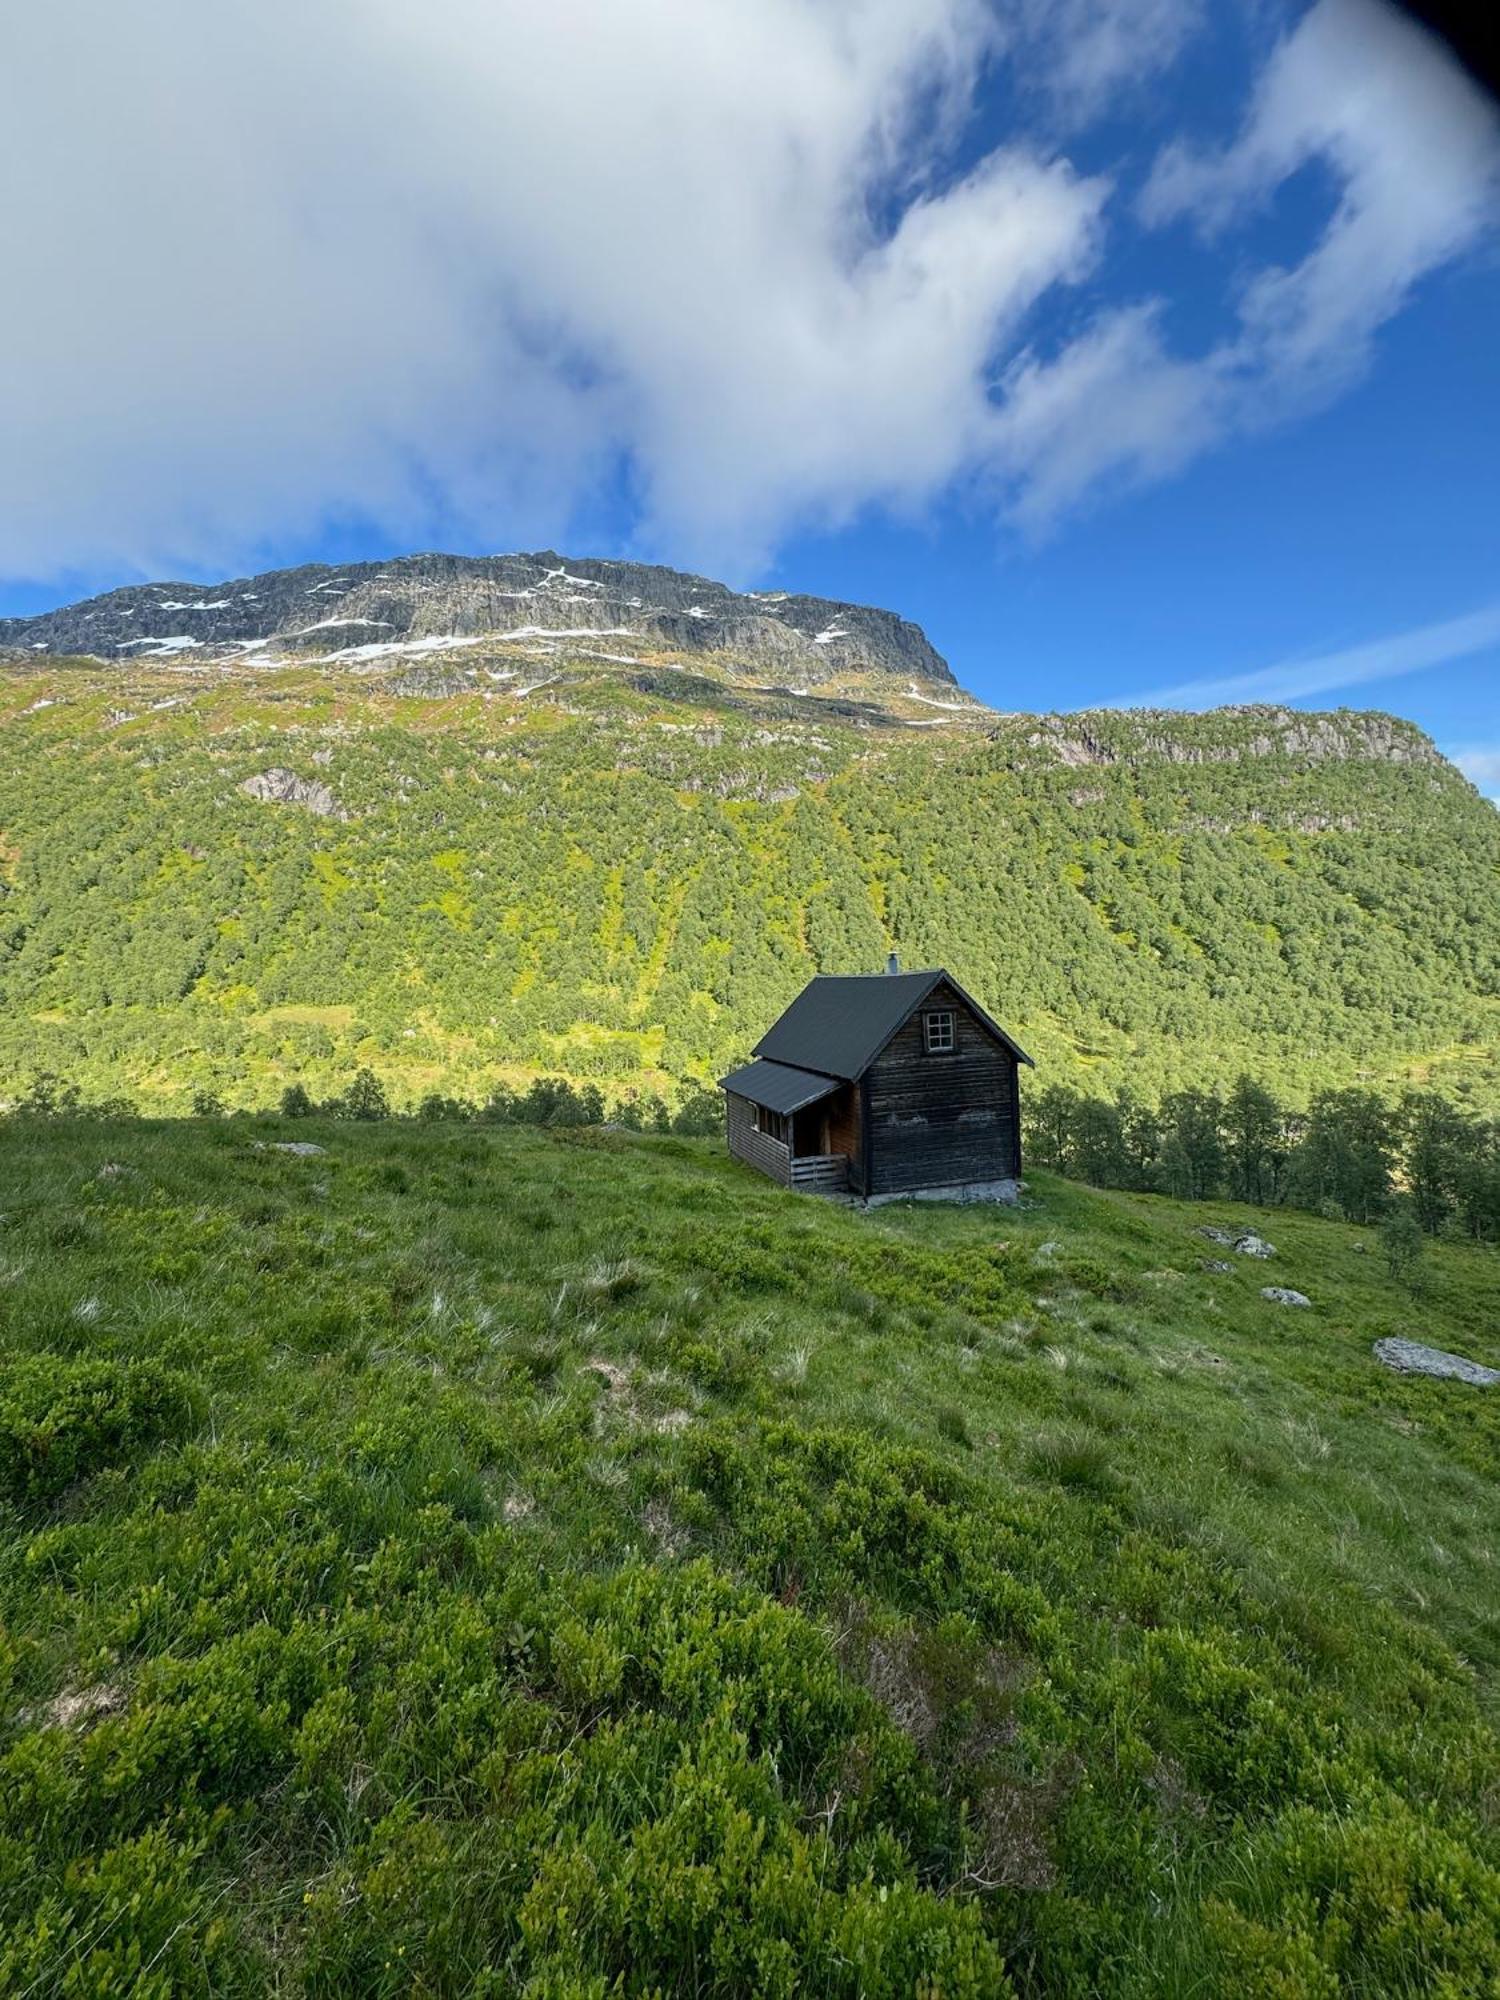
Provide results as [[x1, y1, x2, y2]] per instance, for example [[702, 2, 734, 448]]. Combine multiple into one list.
[[0, 550, 955, 687], [991, 706, 1446, 769]]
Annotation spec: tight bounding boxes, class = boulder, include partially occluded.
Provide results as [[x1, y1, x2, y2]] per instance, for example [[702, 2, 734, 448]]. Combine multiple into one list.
[[1198, 1226, 1275, 1258], [1372, 1338, 1499, 1387], [1261, 1287, 1311, 1307]]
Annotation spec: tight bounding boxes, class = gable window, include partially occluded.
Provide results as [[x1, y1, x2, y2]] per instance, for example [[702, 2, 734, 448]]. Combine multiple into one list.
[[923, 1009, 955, 1055]]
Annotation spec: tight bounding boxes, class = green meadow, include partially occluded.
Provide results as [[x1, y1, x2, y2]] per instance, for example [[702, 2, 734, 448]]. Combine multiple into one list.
[[1, 1117, 1497, 1995]]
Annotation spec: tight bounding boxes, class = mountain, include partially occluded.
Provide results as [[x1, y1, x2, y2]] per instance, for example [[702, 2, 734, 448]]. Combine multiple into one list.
[[2, 557, 1498, 1112], [0, 549, 954, 688]]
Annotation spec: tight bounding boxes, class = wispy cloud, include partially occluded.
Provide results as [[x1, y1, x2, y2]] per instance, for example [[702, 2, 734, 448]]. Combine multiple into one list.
[[1115, 604, 1500, 710], [0, 0, 1109, 583], [1449, 745, 1500, 800], [2, 0, 1493, 582], [999, 0, 1500, 529]]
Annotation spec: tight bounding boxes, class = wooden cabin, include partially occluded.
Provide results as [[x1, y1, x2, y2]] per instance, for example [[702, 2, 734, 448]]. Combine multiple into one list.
[[720, 963, 1032, 1198]]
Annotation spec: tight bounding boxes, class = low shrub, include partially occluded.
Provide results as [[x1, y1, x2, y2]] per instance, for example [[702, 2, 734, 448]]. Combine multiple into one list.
[[0, 1356, 197, 1502], [1206, 1795, 1500, 1996]]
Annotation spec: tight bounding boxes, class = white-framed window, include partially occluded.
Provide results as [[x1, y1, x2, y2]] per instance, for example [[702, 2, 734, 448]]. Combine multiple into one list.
[[923, 1009, 956, 1055]]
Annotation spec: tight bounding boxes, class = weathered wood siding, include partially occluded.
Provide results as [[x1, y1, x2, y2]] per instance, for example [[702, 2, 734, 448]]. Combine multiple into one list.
[[724, 1091, 793, 1186], [825, 1084, 864, 1195], [864, 980, 1020, 1193]]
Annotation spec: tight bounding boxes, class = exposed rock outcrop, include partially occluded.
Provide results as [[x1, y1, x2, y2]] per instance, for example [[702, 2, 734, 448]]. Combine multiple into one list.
[[240, 768, 344, 818], [1000, 707, 1442, 771], [0, 550, 955, 687], [1373, 1337, 1499, 1385]]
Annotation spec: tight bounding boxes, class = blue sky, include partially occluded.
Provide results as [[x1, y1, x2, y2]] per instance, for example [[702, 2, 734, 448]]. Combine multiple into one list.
[[2, 0, 1497, 787]]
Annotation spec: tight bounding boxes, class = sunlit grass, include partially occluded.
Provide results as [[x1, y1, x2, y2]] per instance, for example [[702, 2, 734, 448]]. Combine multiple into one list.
[[0, 1118, 1496, 1994]]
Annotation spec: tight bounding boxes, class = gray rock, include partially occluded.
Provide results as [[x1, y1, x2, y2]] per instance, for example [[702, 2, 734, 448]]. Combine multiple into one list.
[[1261, 1287, 1311, 1307], [240, 768, 344, 818], [1004, 708, 1441, 773], [1200, 1259, 1233, 1273], [863, 1177, 1020, 1210], [265, 1140, 326, 1157], [1372, 1338, 1499, 1386], [1198, 1226, 1275, 1258], [0, 550, 955, 687]]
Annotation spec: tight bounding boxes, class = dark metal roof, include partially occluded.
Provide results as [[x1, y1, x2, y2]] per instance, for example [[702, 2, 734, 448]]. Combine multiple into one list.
[[718, 1059, 844, 1116], [751, 969, 1033, 1079]]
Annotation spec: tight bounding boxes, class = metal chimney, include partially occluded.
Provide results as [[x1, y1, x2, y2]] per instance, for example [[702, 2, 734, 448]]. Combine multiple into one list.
[[886, 951, 900, 975]]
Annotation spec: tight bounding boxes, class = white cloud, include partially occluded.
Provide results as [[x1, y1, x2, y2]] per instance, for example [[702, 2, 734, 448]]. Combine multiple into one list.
[[998, 0, 1500, 524], [1020, 0, 1203, 122], [990, 302, 1224, 528], [1144, 0, 1500, 386], [1115, 603, 1500, 709], [0, 0, 1492, 582], [1450, 746, 1500, 800], [0, 0, 1109, 582]]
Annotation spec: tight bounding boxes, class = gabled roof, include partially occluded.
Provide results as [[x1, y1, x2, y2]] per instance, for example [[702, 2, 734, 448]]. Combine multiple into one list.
[[750, 969, 1032, 1081], [717, 1058, 843, 1116]]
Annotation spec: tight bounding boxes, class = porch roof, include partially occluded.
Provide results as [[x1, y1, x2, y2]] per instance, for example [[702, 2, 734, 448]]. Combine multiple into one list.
[[718, 1059, 844, 1117]]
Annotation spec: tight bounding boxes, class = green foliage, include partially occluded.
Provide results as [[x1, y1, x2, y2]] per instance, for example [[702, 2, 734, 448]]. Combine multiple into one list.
[[1160, 1088, 1228, 1201], [11, 1070, 84, 1116], [0, 1082, 1497, 1990], [1380, 1204, 1425, 1290], [1224, 1075, 1289, 1206], [1027, 1073, 1500, 1240], [3, 664, 1498, 1115], [670, 1086, 723, 1137], [1401, 1087, 1483, 1235], [1286, 1089, 1394, 1225], [0, 1354, 195, 1501], [1206, 1795, 1500, 1996], [335, 1066, 391, 1120]]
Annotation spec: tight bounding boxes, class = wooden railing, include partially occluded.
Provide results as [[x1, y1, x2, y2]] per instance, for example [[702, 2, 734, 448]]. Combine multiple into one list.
[[790, 1153, 849, 1193]]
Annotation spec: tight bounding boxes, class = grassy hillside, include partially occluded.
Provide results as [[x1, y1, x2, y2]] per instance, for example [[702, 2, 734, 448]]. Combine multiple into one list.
[[3, 654, 1499, 1112], [2, 1118, 1497, 1994]]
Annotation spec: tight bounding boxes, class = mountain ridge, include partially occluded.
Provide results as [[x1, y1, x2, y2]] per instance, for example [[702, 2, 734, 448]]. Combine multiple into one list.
[[0, 549, 956, 688]]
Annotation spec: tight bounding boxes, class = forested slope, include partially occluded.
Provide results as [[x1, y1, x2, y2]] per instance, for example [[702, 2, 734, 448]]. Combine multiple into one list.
[[1, 651, 1497, 1110]]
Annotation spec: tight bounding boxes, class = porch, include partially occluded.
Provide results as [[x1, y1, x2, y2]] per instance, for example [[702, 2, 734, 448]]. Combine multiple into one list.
[[720, 1058, 861, 1196]]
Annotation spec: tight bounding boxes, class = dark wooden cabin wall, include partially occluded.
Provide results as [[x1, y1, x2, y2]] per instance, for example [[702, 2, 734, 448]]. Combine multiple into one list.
[[724, 1091, 793, 1186], [864, 980, 1019, 1192]]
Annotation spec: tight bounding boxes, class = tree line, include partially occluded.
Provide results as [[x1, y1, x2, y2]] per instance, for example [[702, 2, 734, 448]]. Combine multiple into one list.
[[1025, 1077, 1500, 1241], [4, 1067, 725, 1137], [12, 1059, 1499, 1247]]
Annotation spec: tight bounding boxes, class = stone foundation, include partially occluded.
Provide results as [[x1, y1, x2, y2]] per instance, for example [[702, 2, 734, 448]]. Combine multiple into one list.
[[859, 1177, 1021, 1210]]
